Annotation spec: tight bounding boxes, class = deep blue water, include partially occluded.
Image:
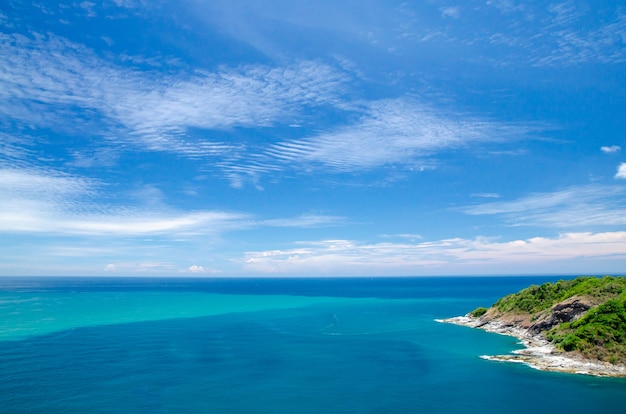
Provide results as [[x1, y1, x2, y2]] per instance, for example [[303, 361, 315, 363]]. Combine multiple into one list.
[[0, 276, 624, 413]]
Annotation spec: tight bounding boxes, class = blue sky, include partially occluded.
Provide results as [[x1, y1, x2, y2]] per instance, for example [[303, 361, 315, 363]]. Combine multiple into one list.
[[1, 0, 625, 277]]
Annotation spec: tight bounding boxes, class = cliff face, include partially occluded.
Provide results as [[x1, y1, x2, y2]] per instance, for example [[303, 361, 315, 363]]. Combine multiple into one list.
[[527, 296, 593, 335], [477, 296, 595, 333]]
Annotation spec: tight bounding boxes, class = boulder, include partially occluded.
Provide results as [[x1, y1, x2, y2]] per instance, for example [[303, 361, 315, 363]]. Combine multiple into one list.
[[528, 296, 593, 335]]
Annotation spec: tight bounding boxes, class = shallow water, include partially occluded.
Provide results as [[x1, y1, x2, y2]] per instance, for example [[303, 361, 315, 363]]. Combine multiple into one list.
[[0, 276, 624, 413]]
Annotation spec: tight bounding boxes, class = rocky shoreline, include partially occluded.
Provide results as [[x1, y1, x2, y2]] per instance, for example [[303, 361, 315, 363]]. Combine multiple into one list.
[[438, 315, 626, 378]]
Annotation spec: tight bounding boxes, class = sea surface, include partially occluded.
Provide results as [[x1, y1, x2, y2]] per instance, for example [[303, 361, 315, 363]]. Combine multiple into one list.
[[0, 276, 624, 413]]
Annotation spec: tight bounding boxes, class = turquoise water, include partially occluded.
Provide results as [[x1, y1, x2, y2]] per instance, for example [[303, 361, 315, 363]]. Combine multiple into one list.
[[0, 277, 624, 413]]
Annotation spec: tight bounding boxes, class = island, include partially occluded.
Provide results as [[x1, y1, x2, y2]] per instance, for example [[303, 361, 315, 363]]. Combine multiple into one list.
[[439, 276, 626, 377]]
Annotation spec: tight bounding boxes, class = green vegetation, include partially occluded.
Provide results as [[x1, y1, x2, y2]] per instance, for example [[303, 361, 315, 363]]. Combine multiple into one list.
[[494, 276, 626, 314], [469, 307, 488, 317], [476, 276, 626, 365], [546, 296, 626, 363]]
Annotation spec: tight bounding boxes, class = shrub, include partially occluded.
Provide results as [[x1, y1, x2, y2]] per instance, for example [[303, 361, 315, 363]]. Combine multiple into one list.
[[561, 334, 581, 352], [470, 307, 488, 318]]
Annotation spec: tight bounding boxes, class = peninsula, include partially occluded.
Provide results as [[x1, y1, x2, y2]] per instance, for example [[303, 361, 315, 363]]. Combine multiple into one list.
[[439, 276, 626, 377]]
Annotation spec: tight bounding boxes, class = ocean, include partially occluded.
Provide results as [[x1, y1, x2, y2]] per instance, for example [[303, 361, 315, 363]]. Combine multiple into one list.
[[0, 276, 623, 413]]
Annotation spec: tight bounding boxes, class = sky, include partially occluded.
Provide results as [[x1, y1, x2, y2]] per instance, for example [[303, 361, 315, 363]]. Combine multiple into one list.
[[1, 0, 625, 277]]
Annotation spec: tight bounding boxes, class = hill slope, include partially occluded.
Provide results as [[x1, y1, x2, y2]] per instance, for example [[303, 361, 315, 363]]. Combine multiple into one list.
[[471, 276, 626, 365]]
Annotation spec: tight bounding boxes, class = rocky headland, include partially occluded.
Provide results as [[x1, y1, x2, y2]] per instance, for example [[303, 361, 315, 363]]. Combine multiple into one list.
[[439, 276, 626, 377]]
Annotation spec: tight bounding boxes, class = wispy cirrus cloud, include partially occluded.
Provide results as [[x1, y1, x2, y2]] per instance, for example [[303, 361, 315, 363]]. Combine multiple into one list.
[[0, 32, 347, 160], [261, 214, 345, 228], [1, 3, 610, 194], [409, 1, 626, 67], [470, 193, 501, 199], [440, 6, 461, 19], [0, 27, 553, 189], [112, 61, 347, 146], [0, 167, 343, 236], [0, 167, 247, 236], [243, 232, 626, 275], [536, 3, 626, 66], [487, 1, 626, 66], [0, 132, 35, 167], [461, 184, 626, 228], [263, 98, 539, 173]]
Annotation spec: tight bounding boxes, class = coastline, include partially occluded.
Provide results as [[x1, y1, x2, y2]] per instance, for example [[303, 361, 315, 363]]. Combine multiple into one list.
[[437, 315, 626, 378]]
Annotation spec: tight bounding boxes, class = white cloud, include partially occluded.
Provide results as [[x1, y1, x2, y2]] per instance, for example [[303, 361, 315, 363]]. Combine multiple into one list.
[[529, 8, 626, 66], [461, 185, 626, 227], [1, 31, 554, 187], [0, 169, 97, 229], [187, 265, 205, 273], [179, 265, 222, 274], [111, 0, 143, 8], [453, 2, 626, 66], [440, 7, 460, 19], [261, 214, 345, 228], [113, 62, 346, 141], [601, 145, 621, 153], [547, 2, 582, 26], [0, 167, 248, 236], [470, 193, 501, 198], [616, 163, 626, 179], [242, 232, 626, 275], [485, 0, 526, 14], [0, 133, 34, 166], [213, 96, 544, 186], [0, 32, 347, 162], [60, 212, 245, 235], [380, 233, 423, 240], [102, 262, 175, 273], [0, 167, 345, 237], [264, 98, 537, 173]]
